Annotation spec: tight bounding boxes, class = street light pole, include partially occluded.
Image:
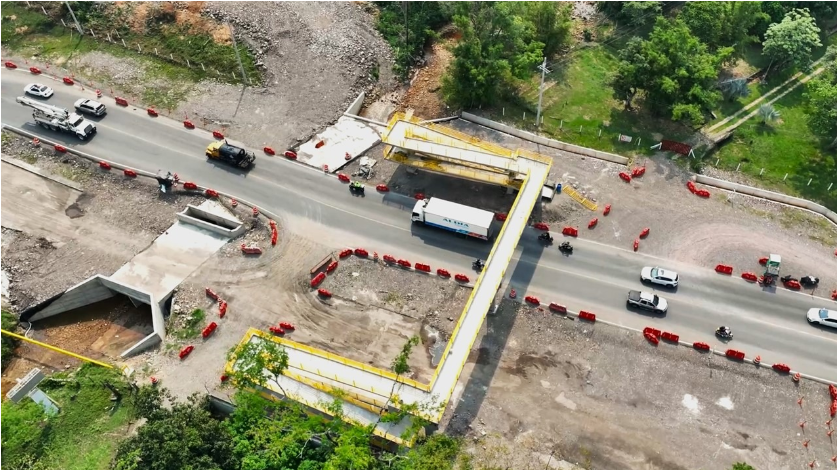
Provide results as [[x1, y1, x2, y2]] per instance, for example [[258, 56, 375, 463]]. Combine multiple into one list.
[[535, 57, 551, 127]]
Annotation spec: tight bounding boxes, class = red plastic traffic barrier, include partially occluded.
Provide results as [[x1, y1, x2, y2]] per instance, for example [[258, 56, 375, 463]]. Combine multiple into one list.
[[337, 173, 350, 183], [182, 182, 198, 190], [549, 303, 567, 314], [618, 172, 631, 182], [633, 239, 639, 251], [269, 326, 285, 336], [661, 331, 679, 342], [741, 272, 758, 282], [415, 263, 431, 272], [376, 184, 389, 192], [495, 213, 507, 221], [205, 189, 219, 198], [29, 66, 41, 74], [725, 349, 745, 361], [772, 363, 791, 373], [783, 279, 802, 290], [686, 181, 696, 193], [326, 261, 338, 273], [53, 144, 67, 153], [639, 228, 650, 238], [338, 249, 352, 258], [263, 146, 275, 155], [99, 161, 111, 170], [178, 345, 194, 359], [533, 222, 549, 231], [758, 257, 768, 265], [315, 140, 325, 149], [310, 272, 326, 287], [317, 288, 332, 298], [588, 218, 598, 229], [561, 227, 578, 237], [695, 189, 711, 198], [454, 274, 469, 283], [62, 76, 74, 85], [4, 61, 17, 69], [354, 248, 369, 257], [644, 332, 659, 345], [279, 322, 295, 330], [147, 108, 158, 117], [829, 384, 836, 400], [212, 130, 224, 139], [414, 193, 425, 200], [220, 375, 229, 382], [578, 311, 596, 322], [183, 120, 195, 129], [218, 299, 227, 317], [241, 243, 262, 255], [397, 259, 411, 268], [714, 264, 733, 275], [831, 400, 837, 417], [123, 169, 137, 178], [284, 150, 297, 160], [643, 327, 661, 338], [693, 342, 710, 351], [603, 204, 611, 216], [832, 290, 837, 301], [115, 97, 128, 106], [437, 268, 450, 278], [524, 296, 540, 306], [201, 322, 218, 338], [205, 288, 219, 301], [631, 166, 646, 178], [271, 228, 278, 246], [382, 254, 396, 263]]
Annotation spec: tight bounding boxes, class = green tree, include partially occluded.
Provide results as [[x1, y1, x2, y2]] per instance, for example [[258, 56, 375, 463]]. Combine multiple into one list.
[[1, 310, 19, 371], [681, 2, 767, 58], [612, 18, 731, 124], [620, 1, 662, 27], [762, 8, 822, 75], [323, 425, 377, 470], [226, 336, 290, 397], [804, 46, 837, 140], [441, 2, 544, 109], [1, 398, 49, 469], [374, 2, 452, 80], [113, 392, 236, 470], [513, 2, 572, 58], [396, 433, 462, 470]]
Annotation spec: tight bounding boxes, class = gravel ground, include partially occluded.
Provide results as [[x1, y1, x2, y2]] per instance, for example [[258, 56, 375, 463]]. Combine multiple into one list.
[[359, 118, 837, 298], [444, 300, 838, 469]]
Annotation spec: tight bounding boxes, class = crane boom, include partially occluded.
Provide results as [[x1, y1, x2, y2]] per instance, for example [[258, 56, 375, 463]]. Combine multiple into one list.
[[16, 96, 70, 120]]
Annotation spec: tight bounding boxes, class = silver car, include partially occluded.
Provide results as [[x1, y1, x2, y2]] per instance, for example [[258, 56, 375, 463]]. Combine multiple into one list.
[[640, 266, 679, 288]]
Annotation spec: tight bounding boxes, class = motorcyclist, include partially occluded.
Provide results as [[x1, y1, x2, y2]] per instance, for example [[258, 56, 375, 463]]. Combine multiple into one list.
[[474, 258, 484, 268], [539, 233, 553, 241], [560, 241, 572, 249], [716, 326, 732, 337]]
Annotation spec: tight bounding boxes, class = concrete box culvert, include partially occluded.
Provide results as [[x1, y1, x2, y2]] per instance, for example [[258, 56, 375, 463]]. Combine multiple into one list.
[[177, 204, 245, 238]]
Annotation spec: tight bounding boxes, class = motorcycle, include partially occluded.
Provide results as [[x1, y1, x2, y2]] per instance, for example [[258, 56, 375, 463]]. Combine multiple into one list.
[[800, 275, 820, 287], [472, 259, 485, 272], [349, 181, 365, 196], [559, 242, 573, 254], [538, 233, 554, 245], [155, 170, 178, 194], [780, 275, 797, 283], [715, 326, 733, 340]]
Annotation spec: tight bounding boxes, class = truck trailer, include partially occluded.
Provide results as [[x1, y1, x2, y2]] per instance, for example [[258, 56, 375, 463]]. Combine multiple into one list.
[[411, 198, 494, 240]]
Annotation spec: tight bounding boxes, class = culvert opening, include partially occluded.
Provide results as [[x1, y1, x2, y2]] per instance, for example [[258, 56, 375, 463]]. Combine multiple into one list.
[[182, 206, 239, 230]]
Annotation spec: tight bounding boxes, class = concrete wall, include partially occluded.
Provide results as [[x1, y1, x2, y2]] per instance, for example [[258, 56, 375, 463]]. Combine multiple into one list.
[[120, 331, 162, 357], [99, 277, 151, 304], [460, 112, 630, 165], [694, 175, 838, 225], [177, 204, 245, 237], [344, 91, 366, 116], [28, 276, 115, 321]]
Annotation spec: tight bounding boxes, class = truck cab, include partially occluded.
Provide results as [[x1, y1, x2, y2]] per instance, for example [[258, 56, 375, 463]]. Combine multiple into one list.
[[411, 199, 427, 223]]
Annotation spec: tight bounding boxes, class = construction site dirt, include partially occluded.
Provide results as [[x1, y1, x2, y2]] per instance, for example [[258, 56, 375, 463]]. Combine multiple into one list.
[[444, 300, 837, 470], [344, 118, 836, 299]]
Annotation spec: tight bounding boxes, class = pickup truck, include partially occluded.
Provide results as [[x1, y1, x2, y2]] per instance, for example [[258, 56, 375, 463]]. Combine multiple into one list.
[[626, 290, 668, 314]]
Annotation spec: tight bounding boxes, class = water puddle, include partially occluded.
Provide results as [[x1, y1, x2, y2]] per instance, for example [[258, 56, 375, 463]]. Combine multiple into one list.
[[421, 322, 446, 367]]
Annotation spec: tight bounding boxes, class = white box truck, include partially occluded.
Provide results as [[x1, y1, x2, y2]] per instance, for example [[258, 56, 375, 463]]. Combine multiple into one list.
[[411, 198, 494, 240]]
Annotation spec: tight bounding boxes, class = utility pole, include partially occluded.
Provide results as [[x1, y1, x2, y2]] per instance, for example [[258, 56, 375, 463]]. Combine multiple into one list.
[[227, 22, 248, 86], [64, 1, 83, 35], [535, 57, 551, 127]]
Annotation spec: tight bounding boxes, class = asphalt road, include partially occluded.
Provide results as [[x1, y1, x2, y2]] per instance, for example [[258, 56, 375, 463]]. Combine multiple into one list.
[[2, 72, 835, 381]]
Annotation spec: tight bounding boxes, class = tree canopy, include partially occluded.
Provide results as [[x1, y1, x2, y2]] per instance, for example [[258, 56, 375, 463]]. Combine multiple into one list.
[[611, 17, 731, 124], [680, 2, 768, 59], [762, 8, 822, 73], [804, 45, 837, 141]]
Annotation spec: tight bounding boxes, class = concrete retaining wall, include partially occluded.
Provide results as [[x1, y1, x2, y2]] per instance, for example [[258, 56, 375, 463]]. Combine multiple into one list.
[[29, 276, 115, 321], [694, 175, 837, 225], [460, 112, 630, 165], [177, 204, 245, 238], [345, 91, 366, 116], [120, 331, 162, 357]]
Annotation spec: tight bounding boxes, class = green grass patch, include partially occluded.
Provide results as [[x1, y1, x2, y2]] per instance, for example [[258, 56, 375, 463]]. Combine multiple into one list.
[[172, 308, 206, 340], [490, 45, 693, 159], [1, 364, 135, 469], [704, 85, 837, 211], [1, 2, 259, 108]]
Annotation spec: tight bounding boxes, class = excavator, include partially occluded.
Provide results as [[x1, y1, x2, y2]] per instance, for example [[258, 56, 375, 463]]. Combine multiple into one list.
[[16, 96, 96, 140], [205, 140, 256, 169]]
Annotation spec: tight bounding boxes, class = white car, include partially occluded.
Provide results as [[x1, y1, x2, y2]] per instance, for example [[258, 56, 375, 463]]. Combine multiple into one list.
[[806, 308, 837, 328], [24, 83, 54, 98], [640, 266, 679, 288]]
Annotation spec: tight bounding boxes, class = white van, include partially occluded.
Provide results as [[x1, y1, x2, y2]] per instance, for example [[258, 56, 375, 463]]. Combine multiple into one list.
[[806, 308, 837, 328]]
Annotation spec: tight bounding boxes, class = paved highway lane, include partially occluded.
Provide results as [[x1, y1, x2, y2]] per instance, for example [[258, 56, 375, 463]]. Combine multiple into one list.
[[3, 71, 835, 381]]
